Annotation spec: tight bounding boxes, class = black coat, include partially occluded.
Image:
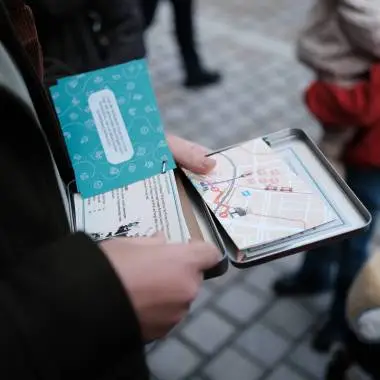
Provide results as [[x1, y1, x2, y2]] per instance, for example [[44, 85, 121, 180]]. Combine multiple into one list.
[[0, 2, 149, 379], [26, 0, 146, 82]]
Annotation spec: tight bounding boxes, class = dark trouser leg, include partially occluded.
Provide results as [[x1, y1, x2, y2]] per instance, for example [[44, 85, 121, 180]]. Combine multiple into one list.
[[170, 0, 201, 75], [296, 243, 340, 288], [311, 166, 380, 353], [325, 348, 352, 380], [329, 166, 380, 333], [170, 0, 221, 87], [141, 0, 160, 29], [274, 243, 339, 296]]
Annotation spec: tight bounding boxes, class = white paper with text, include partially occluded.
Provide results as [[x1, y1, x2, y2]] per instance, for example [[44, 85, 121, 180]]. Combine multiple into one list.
[[74, 171, 189, 242]]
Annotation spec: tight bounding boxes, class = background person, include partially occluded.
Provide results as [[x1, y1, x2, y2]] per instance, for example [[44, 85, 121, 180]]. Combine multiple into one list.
[[141, 0, 221, 88], [26, 0, 145, 84], [273, 0, 380, 352]]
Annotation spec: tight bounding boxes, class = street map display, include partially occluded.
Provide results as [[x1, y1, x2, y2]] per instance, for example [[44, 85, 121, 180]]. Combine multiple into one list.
[[185, 138, 336, 250]]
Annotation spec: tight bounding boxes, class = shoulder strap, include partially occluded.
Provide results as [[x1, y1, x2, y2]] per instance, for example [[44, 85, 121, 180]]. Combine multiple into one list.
[[1, 0, 43, 78], [0, 40, 71, 222], [0, 0, 74, 183]]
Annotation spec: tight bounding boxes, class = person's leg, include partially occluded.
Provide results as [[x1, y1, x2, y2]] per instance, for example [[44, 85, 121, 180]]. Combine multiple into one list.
[[313, 166, 380, 352], [325, 347, 352, 380], [169, 0, 221, 87], [171, 0, 198, 71], [273, 244, 339, 296], [140, 0, 160, 29]]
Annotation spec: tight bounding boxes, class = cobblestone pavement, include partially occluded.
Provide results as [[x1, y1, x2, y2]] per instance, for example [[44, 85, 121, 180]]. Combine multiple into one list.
[[145, 1, 378, 379]]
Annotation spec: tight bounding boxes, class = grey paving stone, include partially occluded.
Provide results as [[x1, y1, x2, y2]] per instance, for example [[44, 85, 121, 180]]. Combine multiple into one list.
[[191, 285, 214, 312], [244, 264, 280, 295], [148, 338, 200, 380], [214, 285, 265, 323], [273, 252, 304, 272], [266, 365, 307, 380], [299, 292, 333, 315], [236, 323, 291, 367], [181, 310, 235, 354], [207, 264, 242, 289], [289, 340, 330, 379], [204, 348, 263, 380], [263, 299, 315, 339]]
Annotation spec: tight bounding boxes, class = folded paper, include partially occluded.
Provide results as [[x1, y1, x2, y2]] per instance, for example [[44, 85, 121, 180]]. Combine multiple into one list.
[[50, 59, 175, 198]]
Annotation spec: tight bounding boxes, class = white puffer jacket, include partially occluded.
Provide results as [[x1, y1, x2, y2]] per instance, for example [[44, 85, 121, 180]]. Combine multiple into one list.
[[347, 249, 380, 343], [298, 0, 380, 79]]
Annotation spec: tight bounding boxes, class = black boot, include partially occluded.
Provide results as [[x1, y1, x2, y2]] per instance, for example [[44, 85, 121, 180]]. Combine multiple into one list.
[[184, 69, 221, 88], [325, 348, 351, 380], [171, 0, 222, 89], [312, 321, 343, 353], [273, 273, 332, 297]]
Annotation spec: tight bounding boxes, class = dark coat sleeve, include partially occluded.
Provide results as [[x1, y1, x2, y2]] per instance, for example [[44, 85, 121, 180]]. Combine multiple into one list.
[[24, 0, 86, 16], [27, 0, 146, 64], [93, 0, 146, 64], [0, 232, 149, 380]]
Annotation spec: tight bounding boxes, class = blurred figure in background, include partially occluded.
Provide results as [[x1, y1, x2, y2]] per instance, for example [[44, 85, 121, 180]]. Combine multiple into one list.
[[141, 0, 221, 88], [26, 0, 217, 150], [26, 0, 145, 85], [273, 0, 380, 353]]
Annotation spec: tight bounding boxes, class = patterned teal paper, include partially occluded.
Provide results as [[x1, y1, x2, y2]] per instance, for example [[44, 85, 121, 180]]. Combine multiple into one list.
[[50, 59, 175, 198]]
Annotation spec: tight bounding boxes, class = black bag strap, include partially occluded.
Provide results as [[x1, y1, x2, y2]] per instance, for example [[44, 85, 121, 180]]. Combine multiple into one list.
[[0, 0, 74, 183], [0, 40, 71, 245]]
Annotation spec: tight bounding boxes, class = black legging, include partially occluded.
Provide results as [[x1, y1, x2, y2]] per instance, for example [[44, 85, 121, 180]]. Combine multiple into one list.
[[141, 0, 201, 74]]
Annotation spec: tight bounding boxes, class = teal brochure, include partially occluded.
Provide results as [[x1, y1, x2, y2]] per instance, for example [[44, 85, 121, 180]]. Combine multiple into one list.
[[50, 59, 175, 198]]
